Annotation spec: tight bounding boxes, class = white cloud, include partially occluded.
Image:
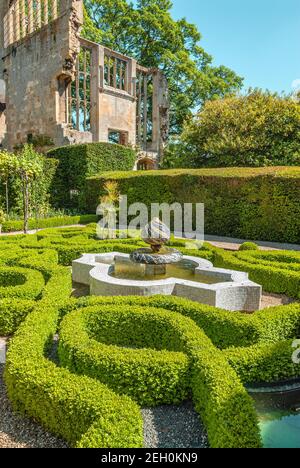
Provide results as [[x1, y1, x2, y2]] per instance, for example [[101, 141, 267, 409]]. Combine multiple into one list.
[[291, 79, 300, 91]]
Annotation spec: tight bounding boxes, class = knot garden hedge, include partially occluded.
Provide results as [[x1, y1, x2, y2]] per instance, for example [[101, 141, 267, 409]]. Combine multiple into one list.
[[0, 224, 300, 448]]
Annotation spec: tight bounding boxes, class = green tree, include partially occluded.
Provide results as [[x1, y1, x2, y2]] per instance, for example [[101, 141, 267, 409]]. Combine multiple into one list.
[[0, 151, 15, 214], [180, 90, 300, 168], [0, 148, 56, 233], [14, 145, 44, 233], [83, 0, 243, 133]]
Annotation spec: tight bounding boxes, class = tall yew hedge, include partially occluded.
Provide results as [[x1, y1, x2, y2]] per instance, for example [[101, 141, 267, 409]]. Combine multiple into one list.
[[48, 143, 137, 210], [86, 167, 300, 243]]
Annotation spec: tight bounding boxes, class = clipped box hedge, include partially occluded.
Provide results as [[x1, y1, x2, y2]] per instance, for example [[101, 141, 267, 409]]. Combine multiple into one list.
[[0, 266, 45, 299], [0, 298, 35, 335], [47, 143, 137, 210], [223, 340, 300, 385], [4, 256, 143, 448], [1, 225, 300, 448], [86, 167, 300, 244], [58, 296, 261, 448], [2, 214, 97, 233], [59, 305, 190, 407], [214, 248, 300, 300]]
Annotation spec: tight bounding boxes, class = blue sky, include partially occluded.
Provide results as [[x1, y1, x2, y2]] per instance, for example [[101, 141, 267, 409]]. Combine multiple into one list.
[[171, 0, 300, 94]]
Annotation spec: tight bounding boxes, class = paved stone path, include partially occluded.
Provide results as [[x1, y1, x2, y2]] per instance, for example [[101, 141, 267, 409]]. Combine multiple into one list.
[[1, 225, 299, 252], [0, 224, 85, 236], [205, 234, 300, 252]]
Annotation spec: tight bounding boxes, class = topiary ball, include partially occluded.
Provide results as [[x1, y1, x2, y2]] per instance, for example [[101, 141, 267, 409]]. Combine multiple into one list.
[[239, 242, 259, 251]]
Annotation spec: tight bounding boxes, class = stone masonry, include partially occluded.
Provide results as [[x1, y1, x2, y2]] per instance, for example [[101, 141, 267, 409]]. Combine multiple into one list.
[[0, 0, 169, 167]]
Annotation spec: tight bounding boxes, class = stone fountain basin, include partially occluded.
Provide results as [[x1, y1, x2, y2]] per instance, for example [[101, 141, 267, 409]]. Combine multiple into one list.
[[72, 252, 262, 312]]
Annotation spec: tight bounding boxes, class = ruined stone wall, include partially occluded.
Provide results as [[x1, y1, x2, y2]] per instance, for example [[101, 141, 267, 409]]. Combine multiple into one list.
[[97, 46, 137, 146], [98, 93, 137, 145], [0, 78, 6, 144], [0, 0, 83, 149], [0, 0, 169, 166]]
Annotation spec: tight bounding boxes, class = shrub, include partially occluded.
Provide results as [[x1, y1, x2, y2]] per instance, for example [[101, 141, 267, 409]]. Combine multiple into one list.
[[86, 167, 300, 244], [2, 214, 97, 233], [59, 305, 191, 407], [0, 266, 45, 299], [239, 242, 259, 251], [213, 248, 300, 299], [2, 226, 300, 448], [4, 263, 143, 448], [48, 143, 137, 210], [0, 299, 35, 335], [0, 208, 6, 231], [58, 297, 261, 448], [235, 250, 300, 271], [223, 340, 300, 385], [180, 91, 300, 168]]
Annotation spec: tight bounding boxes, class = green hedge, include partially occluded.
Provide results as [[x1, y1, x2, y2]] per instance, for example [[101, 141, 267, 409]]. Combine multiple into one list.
[[48, 143, 137, 210], [0, 266, 45, 299], [213, 248, 300, 299], [0, 299, 35, 335], [2, 214, 97, 233], [223, 340, 300, 385], [86, 167, 300, 243], [59, 297, 261, 448], [4, 259, 143, 448], [239, 242, 259, 251], [2, 226, 300, 448], [59, 305, 190, 407]]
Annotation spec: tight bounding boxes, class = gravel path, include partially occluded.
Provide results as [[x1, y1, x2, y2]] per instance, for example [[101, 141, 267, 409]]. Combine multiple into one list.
[[261, 292, 296, 309], [142, 402, 209, 449]]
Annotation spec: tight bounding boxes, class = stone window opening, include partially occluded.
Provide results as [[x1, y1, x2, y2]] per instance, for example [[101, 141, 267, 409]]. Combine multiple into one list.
[[136, 71, 153, 147], [3, 0, 61, 48], [67, 47, 91, 132], [108, 130, 129, 146], [104, 52, 129, 92], [58, 75, 70, 124]]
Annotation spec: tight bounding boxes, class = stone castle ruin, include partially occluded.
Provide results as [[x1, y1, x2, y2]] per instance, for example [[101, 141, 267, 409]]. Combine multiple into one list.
[[0, 0, 169, 168]]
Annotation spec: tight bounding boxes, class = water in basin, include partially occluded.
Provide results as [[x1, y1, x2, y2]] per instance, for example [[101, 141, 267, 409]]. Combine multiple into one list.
[[250, 384, 300, 448], [111, 258, 230, 285]]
